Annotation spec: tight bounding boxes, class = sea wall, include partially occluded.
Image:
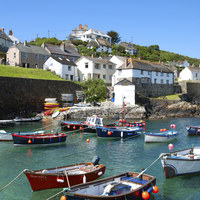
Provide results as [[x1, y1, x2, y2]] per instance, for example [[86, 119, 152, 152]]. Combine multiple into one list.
[[0, 77, 81, 119]]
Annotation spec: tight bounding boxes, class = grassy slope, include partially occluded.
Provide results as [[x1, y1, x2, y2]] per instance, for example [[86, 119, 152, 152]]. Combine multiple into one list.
[[0, 65, 65, 81]]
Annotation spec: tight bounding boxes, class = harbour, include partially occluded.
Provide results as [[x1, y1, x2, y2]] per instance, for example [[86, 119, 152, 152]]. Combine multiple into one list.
[[1, 117, 200, 200]]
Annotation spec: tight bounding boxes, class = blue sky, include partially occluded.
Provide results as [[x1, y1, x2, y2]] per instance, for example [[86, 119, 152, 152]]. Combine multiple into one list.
[[2, 0, 200, 58]]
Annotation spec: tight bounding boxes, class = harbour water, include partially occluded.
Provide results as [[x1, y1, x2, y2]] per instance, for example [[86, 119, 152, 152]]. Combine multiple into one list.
[[1, 117, 200, 200]]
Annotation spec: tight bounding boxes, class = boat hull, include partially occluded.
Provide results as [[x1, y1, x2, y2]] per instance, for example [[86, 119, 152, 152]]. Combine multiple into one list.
[[145, 131, 177, 143], [14, 116, 42, 122], [12, 133, 67, 146], [61, 121, 82, 131], [186, 126, 200, 135], [24, 163, 106, 191], [96, 126, 142, 138], [161, 147, 200, 178], [62, 172, 156, 200]]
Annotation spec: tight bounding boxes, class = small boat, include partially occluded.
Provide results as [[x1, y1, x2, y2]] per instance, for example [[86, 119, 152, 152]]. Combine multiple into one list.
[[96, 126, 142, 138], [52, 111, 60, 118], [118, 119, 146, 128], [60, 172, 158, 200], [12, 133, 67, 146], [61, 121, 83, 131], [24, 156, 106, 191], [14, 116, 43, 122], [186, 126, 200, 135], [0, 120, 16, 127], [145, 130, 178, 143], [0, 130, 45, 141], [160, 146, 200, 178]]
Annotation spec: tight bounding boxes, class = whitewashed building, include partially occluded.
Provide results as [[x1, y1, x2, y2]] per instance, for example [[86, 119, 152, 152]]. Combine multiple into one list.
[[179, 67, 200, 81], [110, 55, 125, 69], [43, 56, 78, 81], [75, 56, 116, 85], [114, 79, 135, 106]]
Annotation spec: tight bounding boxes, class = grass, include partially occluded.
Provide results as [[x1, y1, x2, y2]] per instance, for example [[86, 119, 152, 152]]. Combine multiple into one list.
[[0, 65, 65, 81], [156, 94, 181, 100]]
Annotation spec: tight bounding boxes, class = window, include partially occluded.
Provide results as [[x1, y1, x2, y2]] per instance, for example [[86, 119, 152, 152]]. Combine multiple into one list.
[[70, 57, 74, 62], [70, 75, 73, 80], [97, 74, 100, 78], [166, 80, 169, 84], [35, 64, 38, 68], [161, 79, 164, 84], [43, 55, 46, 61], [85, 62, 88, 68], [167, 73, 169, 77], [156, 72, 158, 76], [35, 54, 39, 60], [103, 64, 106, 69], [141, 70, 144, 75], [148, 71, 150, 75], [196, 73, 198, 78], [103, 75, 106, 79], [95, 63, 100, 69], [24, 52, 27, 59], [154, 79, 157, 84], [13, 52, 16, 59], [109, 75, 112, 80], [65, 74, 69, 80], [108, 65, 113, 69], [161, 72, 163, 77], [68, 66, 71, 71]]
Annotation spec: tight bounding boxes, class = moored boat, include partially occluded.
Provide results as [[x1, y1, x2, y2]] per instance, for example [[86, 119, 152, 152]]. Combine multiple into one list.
[[186, 126, 200, 135], [14, 116, 43, 122], [61, 121, 83, 131], [60, 172, 158, 200], [24, 156, 106, 191], [160, 146, 200, 178], [96, 126, 142, 138], [12, 133, 67, 146], [145, 130, 178, 143]]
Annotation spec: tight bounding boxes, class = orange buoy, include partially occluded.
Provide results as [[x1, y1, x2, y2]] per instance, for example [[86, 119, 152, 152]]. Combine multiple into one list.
[[67, 125, 70, 128], [73, 126, 76, 130], [107, 131, 112, 136], [142, 191, 149, 199], [28, 139, 31, 144], [163, 128, 166, 131], [79, 126, 82, 130], [152, 186, 159, 193], [60, 195, 66, 200], [86, 139, 90, 143], [160, 129, 163, 132]]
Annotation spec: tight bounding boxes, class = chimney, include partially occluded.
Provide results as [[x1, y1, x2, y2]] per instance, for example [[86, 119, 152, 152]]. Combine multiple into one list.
[[79, 24, 82, 29], [84, 25, 88, 29], [0, 27, 4, 32], [60, 41, 65, 51], [24, 40, 27, 46], [9, 29, 13, 35]]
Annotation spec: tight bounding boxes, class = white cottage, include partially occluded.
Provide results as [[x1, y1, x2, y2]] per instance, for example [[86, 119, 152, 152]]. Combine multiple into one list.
[[75, 56, 116, 85], [179, 67, 200, 81], [43, 56, 78, 81], [114, 79, 135, 106]]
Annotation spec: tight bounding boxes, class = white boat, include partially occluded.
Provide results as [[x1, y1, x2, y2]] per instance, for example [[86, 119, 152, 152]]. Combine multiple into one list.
[[160, 146, 200, 178], [145, 130, 178, 143], [52, 111, 60, 118], [0, 130, 45, 141]]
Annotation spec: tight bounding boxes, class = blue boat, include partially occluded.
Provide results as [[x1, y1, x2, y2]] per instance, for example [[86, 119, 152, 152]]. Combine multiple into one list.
[[96, 126, 142, 138], [186, 126, 200, 135]]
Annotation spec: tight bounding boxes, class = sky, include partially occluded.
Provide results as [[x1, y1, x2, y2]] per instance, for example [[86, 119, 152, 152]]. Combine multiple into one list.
[[1, 0, 200, 59]]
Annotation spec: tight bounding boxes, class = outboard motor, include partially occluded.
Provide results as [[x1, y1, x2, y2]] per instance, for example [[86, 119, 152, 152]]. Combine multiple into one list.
[[92, 156, 100, 166]]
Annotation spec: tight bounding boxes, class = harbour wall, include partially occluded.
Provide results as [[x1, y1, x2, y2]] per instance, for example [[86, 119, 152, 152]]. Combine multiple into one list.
[[0, 77, 82, 119]]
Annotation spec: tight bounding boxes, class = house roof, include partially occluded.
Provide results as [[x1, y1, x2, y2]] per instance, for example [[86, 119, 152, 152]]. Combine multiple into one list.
[[96, 38, 111, 47], [76, 56, 116, 65], [0, 30, 12, 42], [118, 59, 173, 73], [87, 40, 100, 48], [42, 43, 69, 56], [112, 55, 126, 62], [83, 29, 111, 38], [119, 42, 135, 50], [187, 66, 200, 72], [114, 78, 134, 86], [15, 43, 50, 55], [60, 40, 80, 57], [50, 56, 76, 66]]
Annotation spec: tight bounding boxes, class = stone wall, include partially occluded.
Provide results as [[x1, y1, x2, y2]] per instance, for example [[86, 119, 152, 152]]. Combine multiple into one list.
[[0, 77, 81, 119], [187, 82, 200, 105]]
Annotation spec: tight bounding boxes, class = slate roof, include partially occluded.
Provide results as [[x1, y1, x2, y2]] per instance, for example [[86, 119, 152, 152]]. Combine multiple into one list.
[[87, 40, 100, 48], [15, 43, 50, 55], [119, 42, 135, 50], [0, 30, 12, 42], [61, 40, 80, 57], [76, 56, 115, 65], [50, 56, 76, 66], [114, 78, 134, 86], [118, 59, 173, 73], [96, 38, 111, 47], [43, 43, 69, 56]]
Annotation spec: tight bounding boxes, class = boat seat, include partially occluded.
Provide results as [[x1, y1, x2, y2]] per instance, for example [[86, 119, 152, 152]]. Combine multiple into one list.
[[120, 177, 147, 185]]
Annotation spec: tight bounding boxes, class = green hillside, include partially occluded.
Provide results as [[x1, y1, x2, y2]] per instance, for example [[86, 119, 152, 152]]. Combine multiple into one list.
[[0, 65, 65, 81]]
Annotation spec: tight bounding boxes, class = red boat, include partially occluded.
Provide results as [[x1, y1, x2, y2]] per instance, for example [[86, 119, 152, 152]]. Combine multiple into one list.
[[24, 157, 106, 191]]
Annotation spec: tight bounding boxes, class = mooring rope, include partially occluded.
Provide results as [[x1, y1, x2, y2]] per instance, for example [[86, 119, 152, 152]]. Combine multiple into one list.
[[185, 187, 200, 200], [0, 169, 28, 192], [46, 189, 65, 200]]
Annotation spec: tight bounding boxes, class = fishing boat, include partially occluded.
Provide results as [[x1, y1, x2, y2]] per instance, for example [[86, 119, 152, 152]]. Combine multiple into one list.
[[186, 126, 200, 135], [145, 129, 178, 143], [96, 126, 142, 138], [160, 146, 200, 178], [13, 116, 43, 122], [60, 172, 158, 200], [12, 133, 67, 146], [24, 156, 106, 191], [0, 130, 45, 141], [0, 119, 16, 127]]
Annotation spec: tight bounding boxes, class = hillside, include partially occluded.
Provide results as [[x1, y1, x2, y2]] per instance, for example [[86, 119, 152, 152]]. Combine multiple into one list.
[[0, 65, 65, 81]]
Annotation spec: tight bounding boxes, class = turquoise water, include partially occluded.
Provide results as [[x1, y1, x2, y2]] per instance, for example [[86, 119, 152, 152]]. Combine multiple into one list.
[[1, 117, 200, 200]]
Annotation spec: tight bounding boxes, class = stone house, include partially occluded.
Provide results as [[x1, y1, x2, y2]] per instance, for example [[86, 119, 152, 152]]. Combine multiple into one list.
[[112, 58, 174, 97], [179, 66, 200, 81], [43, 56, 77, 81], [75, 56, 116, 85], [0, 28, 13, 64], [119, 42, 137, 55], [6, 41, 50, 68]]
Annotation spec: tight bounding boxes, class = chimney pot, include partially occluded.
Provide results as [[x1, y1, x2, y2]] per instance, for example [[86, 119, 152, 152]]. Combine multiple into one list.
[[9, 29, 13, 35], [0, 28, 4, 32], [79, 24, 82, 29], [24, 40, 27, 46]]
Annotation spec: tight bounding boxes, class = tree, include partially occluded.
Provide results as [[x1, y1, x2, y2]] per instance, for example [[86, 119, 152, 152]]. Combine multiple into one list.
[[28, 37, 62, 46], [107, 30, 121, 44], [81, 79, 106, 103]]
